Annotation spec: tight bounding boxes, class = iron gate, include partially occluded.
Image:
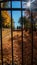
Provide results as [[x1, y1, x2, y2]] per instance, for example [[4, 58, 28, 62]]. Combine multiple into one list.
[[0, 0, 37, 65]]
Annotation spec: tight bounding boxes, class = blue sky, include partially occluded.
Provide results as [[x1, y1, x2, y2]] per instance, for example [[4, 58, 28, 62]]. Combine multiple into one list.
[[8, 1, 22, 28], [12, 11, 21, 28], [12, 1, 22, 28], [12, 1, 21, 8], [12, 1, 26, 28], [8, 0, 37, 28]]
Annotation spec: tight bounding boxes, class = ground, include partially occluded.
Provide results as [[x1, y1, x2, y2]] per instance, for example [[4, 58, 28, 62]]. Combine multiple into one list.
[[0, 29, 37, 65]]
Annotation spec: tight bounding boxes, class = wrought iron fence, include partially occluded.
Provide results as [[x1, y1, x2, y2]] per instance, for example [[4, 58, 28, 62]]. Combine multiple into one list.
[[0, 0, 37, 65]]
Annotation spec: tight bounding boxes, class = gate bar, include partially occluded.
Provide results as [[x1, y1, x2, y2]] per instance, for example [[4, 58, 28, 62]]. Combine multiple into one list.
[[21, 0, 23, 65], [0, 3, 3, 65], [11, 1, 13, 65]]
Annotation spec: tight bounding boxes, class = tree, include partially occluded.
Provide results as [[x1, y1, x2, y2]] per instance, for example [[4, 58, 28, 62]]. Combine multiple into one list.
[[18, 16, 31, 31], [1, 2, 15, 29], [1, 2, 10, 8], [1, 11, 15, 29]]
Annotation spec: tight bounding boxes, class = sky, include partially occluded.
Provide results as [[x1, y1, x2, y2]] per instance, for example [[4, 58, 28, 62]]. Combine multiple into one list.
[[12, 1, 21, 8], [7, 1, 24, 28], [8, 0, 37, 28], [12, 1, 26, 28], [12, 11, 21, 28], [12, 1, 21, 28]]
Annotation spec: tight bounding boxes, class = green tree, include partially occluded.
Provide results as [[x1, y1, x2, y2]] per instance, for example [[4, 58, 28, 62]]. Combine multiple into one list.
[[18, 16, 31, 31], [1, 2, 10, 8]]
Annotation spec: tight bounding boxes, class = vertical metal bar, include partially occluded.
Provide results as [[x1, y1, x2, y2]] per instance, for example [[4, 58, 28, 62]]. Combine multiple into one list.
[[30, 1, 33, 64], [0, 3, 3, 65], [11, 1, 13, 65], [31, 11, 33, 65], [21, 0, 23, 65]]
